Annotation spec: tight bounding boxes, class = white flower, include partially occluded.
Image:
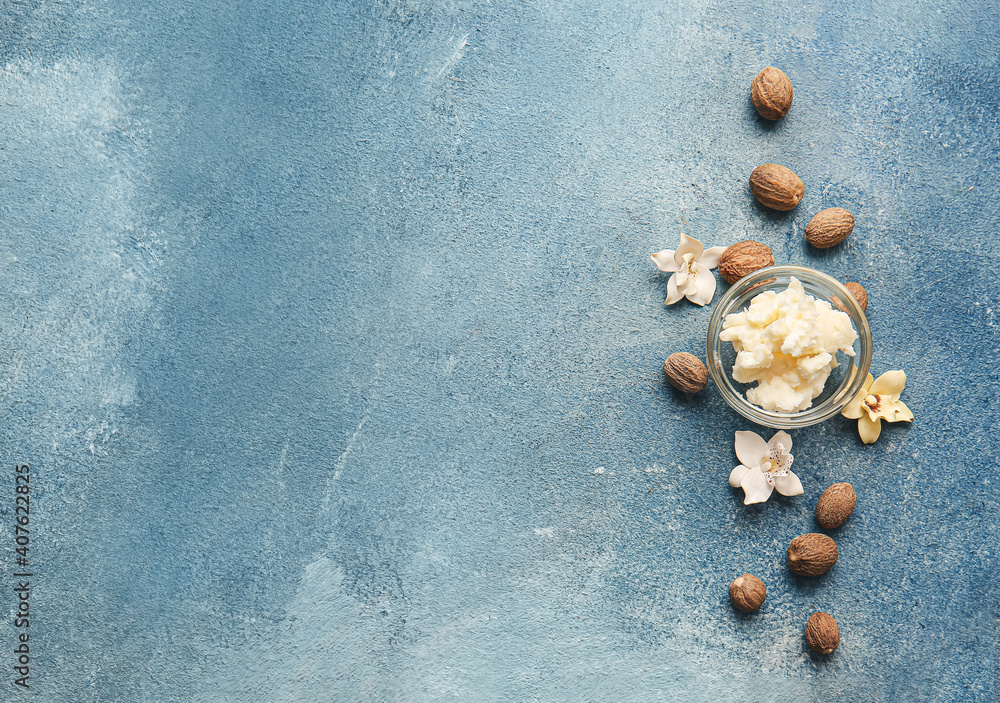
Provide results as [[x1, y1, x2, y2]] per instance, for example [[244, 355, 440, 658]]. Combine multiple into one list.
[[841, 370, 914, 444], [728, 430, 803, 505], [651, 233, 728, 306]]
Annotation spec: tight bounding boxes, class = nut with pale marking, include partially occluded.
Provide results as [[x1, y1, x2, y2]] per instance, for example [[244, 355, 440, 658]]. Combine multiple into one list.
[[751, 67, 793, 120], [805, 611, 840, 654], [749, 164, 804, 211], [663, 353, 708, 394], [815, 483, 857, 529], [718, 241, 775, 284], [787, 533, 838, 576], [805, 208, 855, 248], [729, 573, 766, 612]]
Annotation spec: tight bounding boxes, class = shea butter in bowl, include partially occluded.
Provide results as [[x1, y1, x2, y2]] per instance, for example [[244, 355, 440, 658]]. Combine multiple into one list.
[[706, 266, 872, 429]]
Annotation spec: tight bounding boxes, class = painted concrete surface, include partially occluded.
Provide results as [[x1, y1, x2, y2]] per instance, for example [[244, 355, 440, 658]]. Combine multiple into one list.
[[0, 0, 997, 700]]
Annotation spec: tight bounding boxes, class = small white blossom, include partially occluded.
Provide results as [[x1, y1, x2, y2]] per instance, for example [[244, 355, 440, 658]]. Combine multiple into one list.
[[651, 233, 727, 306], [728, 430, 803, 505]]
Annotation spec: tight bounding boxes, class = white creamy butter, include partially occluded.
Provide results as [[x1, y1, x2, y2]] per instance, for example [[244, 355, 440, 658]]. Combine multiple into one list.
[[719, 277, 857, 413]]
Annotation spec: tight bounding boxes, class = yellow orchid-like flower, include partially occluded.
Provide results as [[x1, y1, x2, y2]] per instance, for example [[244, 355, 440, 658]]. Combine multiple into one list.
[[842, 370, 914, 444]]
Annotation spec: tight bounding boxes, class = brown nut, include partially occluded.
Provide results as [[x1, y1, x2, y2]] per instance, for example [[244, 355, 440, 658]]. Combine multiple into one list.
[[718, 241, 775, 284], [729, 573, 766, 612], [749, 164, 804, 211], [833, 282, 869, 314], [787, 533, 838, 576], [815, 483, 857, 529], [751, 67, 793, 120], [805, 208, 855, 248], [805, 611, 840, 654], [663, 353, 708, 394], [844, 282, 868, 312]]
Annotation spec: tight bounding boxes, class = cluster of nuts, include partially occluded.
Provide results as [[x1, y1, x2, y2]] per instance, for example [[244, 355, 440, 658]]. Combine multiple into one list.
[[747, 67, 869, 310], [728, 481, 856, 654], [731, 68, 866, 653], [661, 68, 869, 396], [660, 68, 873, 655]]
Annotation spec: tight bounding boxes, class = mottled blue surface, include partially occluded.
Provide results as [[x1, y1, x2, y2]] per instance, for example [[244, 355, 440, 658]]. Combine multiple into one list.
[[0, 0, 997, 700]]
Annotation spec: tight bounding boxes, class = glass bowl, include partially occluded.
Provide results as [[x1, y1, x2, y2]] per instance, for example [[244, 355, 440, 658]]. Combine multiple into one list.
[[706, 265, 872, 429]]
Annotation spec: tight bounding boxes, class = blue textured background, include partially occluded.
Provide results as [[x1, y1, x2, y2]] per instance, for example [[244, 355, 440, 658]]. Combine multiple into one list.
[[1, 0, 997, 700]]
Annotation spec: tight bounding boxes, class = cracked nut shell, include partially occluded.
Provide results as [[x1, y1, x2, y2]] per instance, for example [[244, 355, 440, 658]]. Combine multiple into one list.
[[787, 533, 838, 576], [718, 241, 775, 284], [805, 611, 840, 654], [729, 573, 766, 613], [749, 164, 804, 211], [751, 67, 793, 120], [815, 482, 857, 529], [663, 353, 708, 394]]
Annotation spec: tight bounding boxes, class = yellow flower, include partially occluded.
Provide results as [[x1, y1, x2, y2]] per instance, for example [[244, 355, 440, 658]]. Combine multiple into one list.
[[842, 370, 914, 444]]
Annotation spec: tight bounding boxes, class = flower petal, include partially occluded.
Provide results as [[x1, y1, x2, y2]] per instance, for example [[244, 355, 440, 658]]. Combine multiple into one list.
[[676, 270, 699, 295], [842, 373, 874, 419], [773, 470, 804, 497], [870, 370, 906, 399], [676, 233, 704, 262], [841, 387, 867, 419], [729, 465, 750, 488], [767, 430, 793, 454], [651, 250, 680, 272], [665, 274, 684, 305], [740, 467, 773, 505], [858, 415, 882, 444], [887, 399, 914, 423], [864, 402, 883, 422], [686, 264, 717, 306], [734, 431, 768, 468], [699, 245, 728, 269]]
